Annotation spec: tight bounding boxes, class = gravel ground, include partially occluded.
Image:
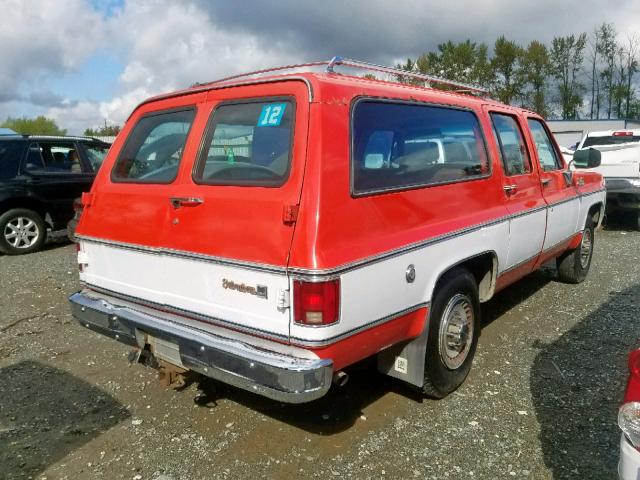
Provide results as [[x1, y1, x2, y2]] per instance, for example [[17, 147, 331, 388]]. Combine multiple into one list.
[[0, 221, 638, 480]]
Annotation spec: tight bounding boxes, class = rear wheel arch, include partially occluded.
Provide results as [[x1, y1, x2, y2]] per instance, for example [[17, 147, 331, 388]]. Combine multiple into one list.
[[431, 251, 498, 304]]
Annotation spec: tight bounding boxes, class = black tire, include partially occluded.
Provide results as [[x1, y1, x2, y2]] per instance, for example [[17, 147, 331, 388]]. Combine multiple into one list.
[[0, 208, 47, 255], [422, 268, 480, 399], [556, 216, 595, 284]]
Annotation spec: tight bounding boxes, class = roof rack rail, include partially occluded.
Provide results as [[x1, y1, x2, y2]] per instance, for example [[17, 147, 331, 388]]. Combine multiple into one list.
[[195, 56, 488, 95]]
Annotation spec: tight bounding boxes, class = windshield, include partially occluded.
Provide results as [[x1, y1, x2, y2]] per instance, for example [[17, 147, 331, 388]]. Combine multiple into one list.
[[193, 100, 294, 186], [582, 135, 640, 147]]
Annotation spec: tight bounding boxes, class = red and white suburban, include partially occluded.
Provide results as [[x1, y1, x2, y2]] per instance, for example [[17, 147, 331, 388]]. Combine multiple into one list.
[[69, 58, 606, 403]]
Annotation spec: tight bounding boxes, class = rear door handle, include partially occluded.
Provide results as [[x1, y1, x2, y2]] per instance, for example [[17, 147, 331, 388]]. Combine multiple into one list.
[[541, 178, 551, 186], [170, 197, 204, 209], [503, 184, 517, 194]]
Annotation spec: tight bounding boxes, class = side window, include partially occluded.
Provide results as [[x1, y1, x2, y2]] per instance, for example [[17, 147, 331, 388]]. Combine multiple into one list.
[[23, 142, 83, 173], [0, 141, 25, 180], [527, 119, 562, 171], [352, 101, 489, 195], [83, 143, 109, 172], [112, 108, 195, 182], [490, 113, 532, 176], [194, 100, 294, 186]]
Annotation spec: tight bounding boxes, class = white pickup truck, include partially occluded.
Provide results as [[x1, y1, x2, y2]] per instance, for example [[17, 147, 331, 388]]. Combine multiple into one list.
[[574, 130, 640, 228]]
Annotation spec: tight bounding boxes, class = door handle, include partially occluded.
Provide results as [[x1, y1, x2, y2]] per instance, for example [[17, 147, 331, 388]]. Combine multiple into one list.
[[541, 178, 551, 186], [170, 197, 204, 209], [503, 184, 517, 194]]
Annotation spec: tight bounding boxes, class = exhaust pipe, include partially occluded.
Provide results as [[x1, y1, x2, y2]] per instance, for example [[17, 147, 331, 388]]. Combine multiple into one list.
[[333, 371, 349, 387]]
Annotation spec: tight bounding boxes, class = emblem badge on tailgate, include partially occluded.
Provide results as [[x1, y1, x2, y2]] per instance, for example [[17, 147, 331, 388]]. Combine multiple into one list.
[[222, 279, 268, 299]]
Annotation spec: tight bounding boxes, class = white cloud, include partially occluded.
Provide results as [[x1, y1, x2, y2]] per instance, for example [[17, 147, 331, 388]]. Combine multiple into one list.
[[47, 0, 301, 132], [2, 0, 640, 132], [0, 0, 106, 101]]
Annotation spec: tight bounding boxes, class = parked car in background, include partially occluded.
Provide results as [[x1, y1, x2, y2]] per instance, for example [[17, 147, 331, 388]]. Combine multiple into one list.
[[574, 130, 640, 228], [0, 135, 110, 254], [618, 349, 640, 479], [69, 58, 605, 404]]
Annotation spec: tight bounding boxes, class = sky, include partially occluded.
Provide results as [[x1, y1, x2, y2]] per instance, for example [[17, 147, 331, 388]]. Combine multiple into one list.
[[1, 0, 639, 134]]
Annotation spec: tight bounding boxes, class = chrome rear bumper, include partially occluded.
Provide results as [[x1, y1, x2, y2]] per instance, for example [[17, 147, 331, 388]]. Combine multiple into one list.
[[69, 291, 332, 403]]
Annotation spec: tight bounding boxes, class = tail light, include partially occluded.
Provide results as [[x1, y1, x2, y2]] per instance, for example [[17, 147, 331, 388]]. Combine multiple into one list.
[[613, 131, 633, 136], [293, 279, 340, 326]]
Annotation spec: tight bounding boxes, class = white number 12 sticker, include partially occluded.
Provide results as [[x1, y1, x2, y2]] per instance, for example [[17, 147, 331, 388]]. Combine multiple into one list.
[[258, 103, 287, 127]]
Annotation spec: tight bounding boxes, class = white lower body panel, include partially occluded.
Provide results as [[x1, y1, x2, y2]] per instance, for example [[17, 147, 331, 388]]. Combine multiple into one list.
[[79, 240, 291, 338]]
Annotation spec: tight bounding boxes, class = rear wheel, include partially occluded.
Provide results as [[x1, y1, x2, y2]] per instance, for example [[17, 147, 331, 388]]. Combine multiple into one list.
[[422, 268, 480, 399], [0, 209, 47, 255], [556, 216, 595, 284]]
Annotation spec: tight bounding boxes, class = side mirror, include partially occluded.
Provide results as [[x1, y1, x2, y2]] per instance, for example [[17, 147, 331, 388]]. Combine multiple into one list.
[[571, 148, 601, 169]]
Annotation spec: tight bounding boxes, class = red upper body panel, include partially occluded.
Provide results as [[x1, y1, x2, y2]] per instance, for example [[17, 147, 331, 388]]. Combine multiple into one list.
[[77, 72, 604, 272]]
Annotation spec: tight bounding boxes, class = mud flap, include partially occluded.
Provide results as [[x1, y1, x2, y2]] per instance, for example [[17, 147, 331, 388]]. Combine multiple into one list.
[[377, 324, 429, 388]]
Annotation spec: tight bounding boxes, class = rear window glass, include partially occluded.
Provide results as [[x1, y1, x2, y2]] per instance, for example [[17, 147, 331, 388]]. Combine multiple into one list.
[[582, 134, 640, 147], [352, 101, 489, 195], [84, 143, 109, 172], [112, 108, 195, 182], [0, 141, 25, 180], [194, 100, 294, 186]]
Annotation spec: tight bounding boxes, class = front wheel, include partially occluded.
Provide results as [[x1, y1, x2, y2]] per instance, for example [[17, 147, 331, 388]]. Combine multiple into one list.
[[0, 208, 47, 255], [422, 268, 480, 399], [556, 216, 595, 284]]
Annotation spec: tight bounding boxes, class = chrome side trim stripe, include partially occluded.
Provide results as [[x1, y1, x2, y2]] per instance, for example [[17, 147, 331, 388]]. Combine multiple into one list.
[[78, 188, 606, 278], [76, 235, 288, 274]]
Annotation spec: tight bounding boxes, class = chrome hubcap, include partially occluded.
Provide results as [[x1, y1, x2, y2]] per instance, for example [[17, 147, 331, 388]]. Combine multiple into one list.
[[439, 293, 474, 370], [579, 229, 592, 269], [4, 217, 40, 249]]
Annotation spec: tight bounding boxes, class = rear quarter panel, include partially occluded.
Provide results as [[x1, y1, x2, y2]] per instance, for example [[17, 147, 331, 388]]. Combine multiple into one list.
[[289, 80, 511, 346]]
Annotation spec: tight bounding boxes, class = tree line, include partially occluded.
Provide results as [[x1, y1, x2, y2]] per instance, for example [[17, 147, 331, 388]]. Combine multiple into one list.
[[1, 117, 120, 137], [394, 23, 639, 120]]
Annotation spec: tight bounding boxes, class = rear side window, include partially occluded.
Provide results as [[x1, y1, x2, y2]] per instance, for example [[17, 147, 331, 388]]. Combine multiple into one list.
[[490, 113, 532, 176], [527, 119, 562, 171], [194, 99, 294, 186], [352, 101, 489, 195], [23, 142, 84, 173], [112, 108, 195, 182], [83, 143, 109, 172], [0, 141, 25, 180]]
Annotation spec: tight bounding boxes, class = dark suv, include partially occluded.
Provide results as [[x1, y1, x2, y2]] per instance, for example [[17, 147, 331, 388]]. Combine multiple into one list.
[[0, 135, 110, 254]]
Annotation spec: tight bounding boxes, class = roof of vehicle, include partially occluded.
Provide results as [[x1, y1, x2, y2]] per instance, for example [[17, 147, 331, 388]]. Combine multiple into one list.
[[0, 134, 111, 144], [132, 57, 537, 118]]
